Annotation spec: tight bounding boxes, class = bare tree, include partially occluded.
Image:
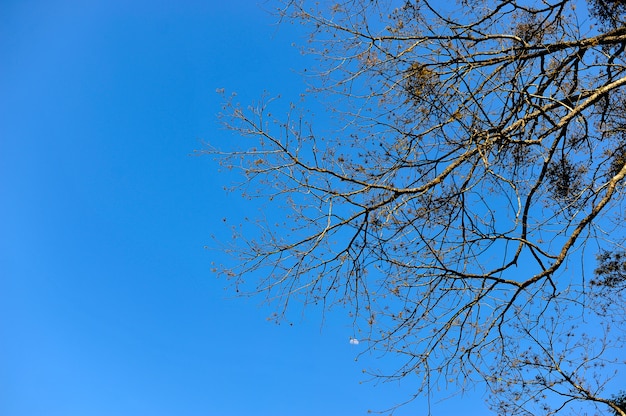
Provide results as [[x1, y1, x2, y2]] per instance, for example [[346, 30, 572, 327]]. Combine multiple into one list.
[[209, 0, 626, 414]]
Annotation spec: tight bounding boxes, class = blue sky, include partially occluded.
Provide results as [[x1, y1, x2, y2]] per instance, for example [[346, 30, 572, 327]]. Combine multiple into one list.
[[0, 1, 496, 415], [5, 1, 624, 415]]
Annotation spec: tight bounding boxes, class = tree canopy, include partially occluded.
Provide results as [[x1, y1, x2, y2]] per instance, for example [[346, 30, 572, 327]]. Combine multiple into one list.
[[211, 1, 626, 414]]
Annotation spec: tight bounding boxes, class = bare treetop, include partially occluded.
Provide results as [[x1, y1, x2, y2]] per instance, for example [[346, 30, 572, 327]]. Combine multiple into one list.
[[210, 1, 626, 414]]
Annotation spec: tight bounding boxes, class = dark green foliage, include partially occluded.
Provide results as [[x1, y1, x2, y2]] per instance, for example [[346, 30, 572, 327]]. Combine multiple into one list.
[[593, 250, 626, 289], [611, 391, 626, 416]]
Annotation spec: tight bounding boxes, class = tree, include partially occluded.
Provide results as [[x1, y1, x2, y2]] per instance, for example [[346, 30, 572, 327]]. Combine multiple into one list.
[[210, 0, 626, 414]]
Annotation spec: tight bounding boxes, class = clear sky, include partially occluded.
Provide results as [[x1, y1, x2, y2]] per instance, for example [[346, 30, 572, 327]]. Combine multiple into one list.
[[0, 1, 494, 415]]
